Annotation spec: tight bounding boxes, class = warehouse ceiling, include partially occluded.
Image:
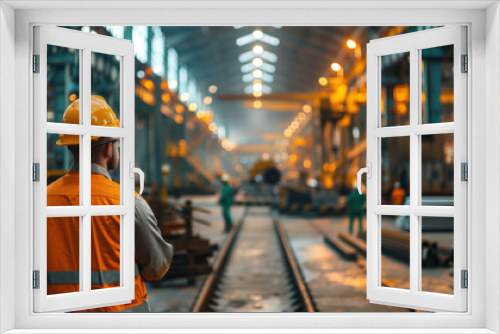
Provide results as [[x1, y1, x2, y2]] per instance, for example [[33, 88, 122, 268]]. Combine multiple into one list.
[[160, 26, 369, 147]]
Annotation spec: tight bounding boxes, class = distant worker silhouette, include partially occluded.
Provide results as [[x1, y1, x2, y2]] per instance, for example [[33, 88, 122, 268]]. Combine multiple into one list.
[[219, 174, 234, 232], [347, 182, 366, 236], [391, 181, 406, 205], [46, 96, 173, 312]]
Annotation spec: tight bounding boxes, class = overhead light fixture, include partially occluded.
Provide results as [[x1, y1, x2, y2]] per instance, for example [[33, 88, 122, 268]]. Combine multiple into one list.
[[252, 58, 263, 67], [253, 69, 263, 78], [253, 30, 263, 39], [253, 45, 264, 54], [208, 85, 218, 94], [180, 92, 189, 101], [319, 77, 328, 86], [204, 96, 213, 105], [253, 91, 262, 97], [254, 100, 262, 109], [303, 104, 312, 113], [253, 82, 263, 92], [188, 103, 198, 112]]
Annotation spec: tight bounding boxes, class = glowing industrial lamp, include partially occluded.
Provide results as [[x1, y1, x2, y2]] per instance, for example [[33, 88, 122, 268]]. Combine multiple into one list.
[[331, 63, 342, 72], [253, 30, 263, 39], [253, 45, 264, 54], [346, 39, 357, 49], [252, 58, 263, 67]]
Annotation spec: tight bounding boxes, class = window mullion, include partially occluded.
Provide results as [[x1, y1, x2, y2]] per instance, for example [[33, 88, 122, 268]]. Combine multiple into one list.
[[409, 48, 420, 295], [81, 48, 92, 294]]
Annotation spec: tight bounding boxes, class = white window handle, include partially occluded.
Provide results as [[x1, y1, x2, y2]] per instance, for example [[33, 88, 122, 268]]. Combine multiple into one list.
[[357, 162, 371, 194], [129, 162, 145, 195]]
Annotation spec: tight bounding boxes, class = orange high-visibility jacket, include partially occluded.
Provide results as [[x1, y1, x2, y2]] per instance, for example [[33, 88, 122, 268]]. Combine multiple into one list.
[[47, 170, 148, 312]]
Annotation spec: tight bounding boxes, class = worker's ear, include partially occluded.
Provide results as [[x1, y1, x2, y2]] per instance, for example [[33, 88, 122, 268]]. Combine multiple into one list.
[[102, 142, 113, 159]]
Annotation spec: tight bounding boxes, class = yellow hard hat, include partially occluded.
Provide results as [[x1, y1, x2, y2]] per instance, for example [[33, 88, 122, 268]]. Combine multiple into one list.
[[57, 95, 120, 146]]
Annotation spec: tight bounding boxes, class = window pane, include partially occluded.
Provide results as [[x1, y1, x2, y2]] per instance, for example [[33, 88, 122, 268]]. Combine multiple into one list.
[[381, 137, 410, 205], [421, 45, 454, 124], [47, 45, 80, 123], [91, 52, 121, 125], [90, 137, 121, 205], [381, 52, 410, 127], [420, 216, 454, 294], [91, 215, 121, 290], [47, 216, 80, 294], [380, 216, 410, 290], [47, 133, 79, 206], [421, 133, 454, 205]]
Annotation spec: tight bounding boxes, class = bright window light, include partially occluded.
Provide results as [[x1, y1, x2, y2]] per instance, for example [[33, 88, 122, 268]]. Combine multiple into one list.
[[238, 50, 277, 63], [132, 26, 148, 64], [253, 69, 263, 78], [243, 73, 274, 83], [179, 65, 188, 95], [151, 27, 164, 76], [260, 33, 280, 46], [105, 26, 124, 39], [167, 48, 179, 92], [241, 63, 255, 73], [261, 72, 274, 82], [261, 51, 278, 63], [236, 34, 255, 46], [188, 78, 197, 103], [236, 32, 280, 47], [241, 62, 276, 73], [261, 63, 276, 73]]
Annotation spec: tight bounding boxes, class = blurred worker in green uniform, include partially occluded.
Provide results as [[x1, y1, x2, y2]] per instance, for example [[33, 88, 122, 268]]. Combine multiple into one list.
[[219, 174, 234, 232], [347, 183, 366, 236]]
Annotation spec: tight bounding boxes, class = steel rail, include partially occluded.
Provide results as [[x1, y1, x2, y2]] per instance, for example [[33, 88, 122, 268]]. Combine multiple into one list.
[[191, 208, 247, 312], [272, 214, 317, 312]]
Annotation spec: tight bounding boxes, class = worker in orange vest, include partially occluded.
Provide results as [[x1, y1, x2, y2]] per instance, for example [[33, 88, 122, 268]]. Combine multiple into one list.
[[391, 181, 406, 205], [47, 96, 173, 312]]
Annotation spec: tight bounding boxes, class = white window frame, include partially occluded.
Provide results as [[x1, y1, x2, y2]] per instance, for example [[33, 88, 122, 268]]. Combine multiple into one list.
[[33, 26, 137, 312], [366, 26, 467, 312], [1, 1, 499, 333]]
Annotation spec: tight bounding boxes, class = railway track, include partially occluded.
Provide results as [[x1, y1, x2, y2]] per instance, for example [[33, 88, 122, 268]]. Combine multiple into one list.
[[192, 206, 316, 312]]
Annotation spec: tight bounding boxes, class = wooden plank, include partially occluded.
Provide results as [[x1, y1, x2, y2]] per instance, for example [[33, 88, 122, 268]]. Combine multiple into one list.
[[339, 232, 367, 254], [324, 235, 357, 261]]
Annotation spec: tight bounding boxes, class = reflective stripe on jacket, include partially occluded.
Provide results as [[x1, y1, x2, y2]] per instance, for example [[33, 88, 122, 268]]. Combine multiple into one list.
[[47, 170, 149, 312]]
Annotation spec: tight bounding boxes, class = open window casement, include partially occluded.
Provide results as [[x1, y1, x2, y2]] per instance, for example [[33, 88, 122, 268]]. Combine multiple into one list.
[[33, 26, 139, 312], [363, 26, 467, 312]]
